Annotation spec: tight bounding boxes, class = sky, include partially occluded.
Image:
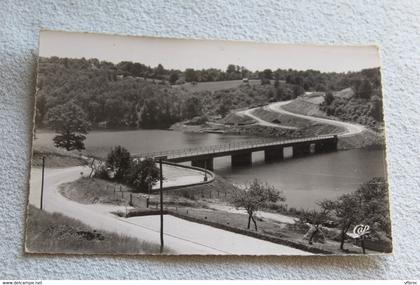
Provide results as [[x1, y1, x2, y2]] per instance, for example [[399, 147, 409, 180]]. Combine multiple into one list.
[[39, 30, 381, 73]]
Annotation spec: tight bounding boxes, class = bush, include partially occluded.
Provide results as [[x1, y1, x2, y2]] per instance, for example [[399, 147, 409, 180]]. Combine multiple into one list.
[[106, 146, 131, 181], [127, 157, 160, 193]]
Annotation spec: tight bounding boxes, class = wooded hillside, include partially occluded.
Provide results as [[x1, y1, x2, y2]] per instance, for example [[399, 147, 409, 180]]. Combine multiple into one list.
[[35, 57, 383, 130]]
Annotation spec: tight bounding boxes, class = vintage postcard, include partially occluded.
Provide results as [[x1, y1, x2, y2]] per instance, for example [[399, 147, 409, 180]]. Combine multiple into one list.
[[26, 30, 391, 255]]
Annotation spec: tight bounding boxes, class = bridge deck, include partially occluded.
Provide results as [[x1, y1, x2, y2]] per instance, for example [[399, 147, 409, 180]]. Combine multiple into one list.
[[135, 135, 337, 162]]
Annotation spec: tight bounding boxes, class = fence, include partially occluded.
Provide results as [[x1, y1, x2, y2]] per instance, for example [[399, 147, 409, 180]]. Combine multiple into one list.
[[134, 135, 336, 160]]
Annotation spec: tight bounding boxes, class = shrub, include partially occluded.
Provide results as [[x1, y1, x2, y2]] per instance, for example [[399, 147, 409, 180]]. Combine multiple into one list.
[[106, 146, 131, 181]]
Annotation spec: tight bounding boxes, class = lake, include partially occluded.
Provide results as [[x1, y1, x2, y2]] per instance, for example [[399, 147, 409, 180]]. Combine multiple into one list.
[[34, 129, 387, 209]]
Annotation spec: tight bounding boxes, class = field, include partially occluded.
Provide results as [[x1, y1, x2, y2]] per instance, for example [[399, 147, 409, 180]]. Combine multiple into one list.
[[178, 79, 261, 92]]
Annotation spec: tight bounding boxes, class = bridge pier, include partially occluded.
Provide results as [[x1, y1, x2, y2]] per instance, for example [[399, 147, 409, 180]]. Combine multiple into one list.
[[264, 147, 284, 162], [231, 152, 252, 168], [191, 158, 214, 171], [293, 143, 311, 157], [315, 136, 338, 153]]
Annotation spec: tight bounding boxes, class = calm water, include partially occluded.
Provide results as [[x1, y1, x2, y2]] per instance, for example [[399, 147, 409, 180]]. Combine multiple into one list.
[[35, 129, 387, 209]]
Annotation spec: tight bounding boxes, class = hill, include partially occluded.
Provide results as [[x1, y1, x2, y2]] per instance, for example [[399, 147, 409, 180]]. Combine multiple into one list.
[[35, 57, 384, 132]]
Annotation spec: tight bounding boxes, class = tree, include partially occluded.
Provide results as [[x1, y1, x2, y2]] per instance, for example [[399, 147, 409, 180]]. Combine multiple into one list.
[[230, 179, 285, 231], [106, 146, 131, 181], [324, 91, 335, 105], [226, 64, 237, 74], [217, 97, 232, 117], [155, 64, 165, 77], [183, 97, 203, 119], [321, 193, 361, 251], [292, 85, 305, 98], [185, 68, 198, 82], [354, 177, 390, 237], [260, 69, 273, 85], [47, 101, 90, 151], [357, 79, 372, 99], [301, 201, 333, 244], [273, 71, 281, 87], [104, 98, 128, 128], [87, 157, 104, 179], [320, 177, 390, 251], [169, 72, 179, 85], [128, 157, 160, 193], [140, 98, 160, 128], [275, 86, 289, 101]]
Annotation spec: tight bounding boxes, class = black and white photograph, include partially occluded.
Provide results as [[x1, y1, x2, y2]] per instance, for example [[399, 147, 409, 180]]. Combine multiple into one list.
[[26, 30, 392, 255]]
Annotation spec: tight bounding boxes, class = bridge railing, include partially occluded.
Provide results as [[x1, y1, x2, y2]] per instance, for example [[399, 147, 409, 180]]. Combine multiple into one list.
[[134, 135, 335, 160]]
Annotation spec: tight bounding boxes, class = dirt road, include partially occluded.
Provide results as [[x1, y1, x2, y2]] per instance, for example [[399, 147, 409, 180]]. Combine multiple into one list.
[[28, 166, 312, 255], [236, 99, 366, 137], [265, 101, 366, 137], [236, 107, 298, 130]]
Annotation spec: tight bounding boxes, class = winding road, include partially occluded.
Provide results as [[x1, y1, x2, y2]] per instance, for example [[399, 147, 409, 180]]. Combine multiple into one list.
[[238, 99, 366, 138], [28, 97, 362, 255], [28, 166, 312, 255], [236, 107, 298, 130]]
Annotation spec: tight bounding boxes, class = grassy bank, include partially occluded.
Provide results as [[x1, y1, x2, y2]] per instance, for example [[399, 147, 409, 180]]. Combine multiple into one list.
[[32, 148, 88, 168], [338, 130, 385, 150], [58, 175, 380, 255], [59, 177, 134, 206], [162, 205, 373, 255], [252, 107, 313, 128], [168, 208, 331, 254], [25, 205, 164, 254], [281, 96, 326, 117], [218, 112, 256, 125]]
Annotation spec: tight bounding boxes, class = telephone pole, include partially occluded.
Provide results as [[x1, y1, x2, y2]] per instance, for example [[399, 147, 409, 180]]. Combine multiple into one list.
[[159, 157, 164, 253], [154, 156, 167, 253], [40, 156, 45, 210]]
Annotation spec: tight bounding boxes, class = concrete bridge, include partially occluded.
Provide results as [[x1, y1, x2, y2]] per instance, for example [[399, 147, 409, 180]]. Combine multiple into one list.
[[136, 135, 338, 171]]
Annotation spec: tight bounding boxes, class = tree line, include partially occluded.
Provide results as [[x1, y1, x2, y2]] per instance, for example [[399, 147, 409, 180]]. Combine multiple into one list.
[[320, 68, 384, 127], [36, 57, 383, 151]]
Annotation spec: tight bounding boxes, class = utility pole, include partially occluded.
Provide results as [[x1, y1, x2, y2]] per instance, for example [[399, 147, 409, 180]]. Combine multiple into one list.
[[159, 158, 164, 253], [40, 156, 45, 210], [153, 156, 166, 253]]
